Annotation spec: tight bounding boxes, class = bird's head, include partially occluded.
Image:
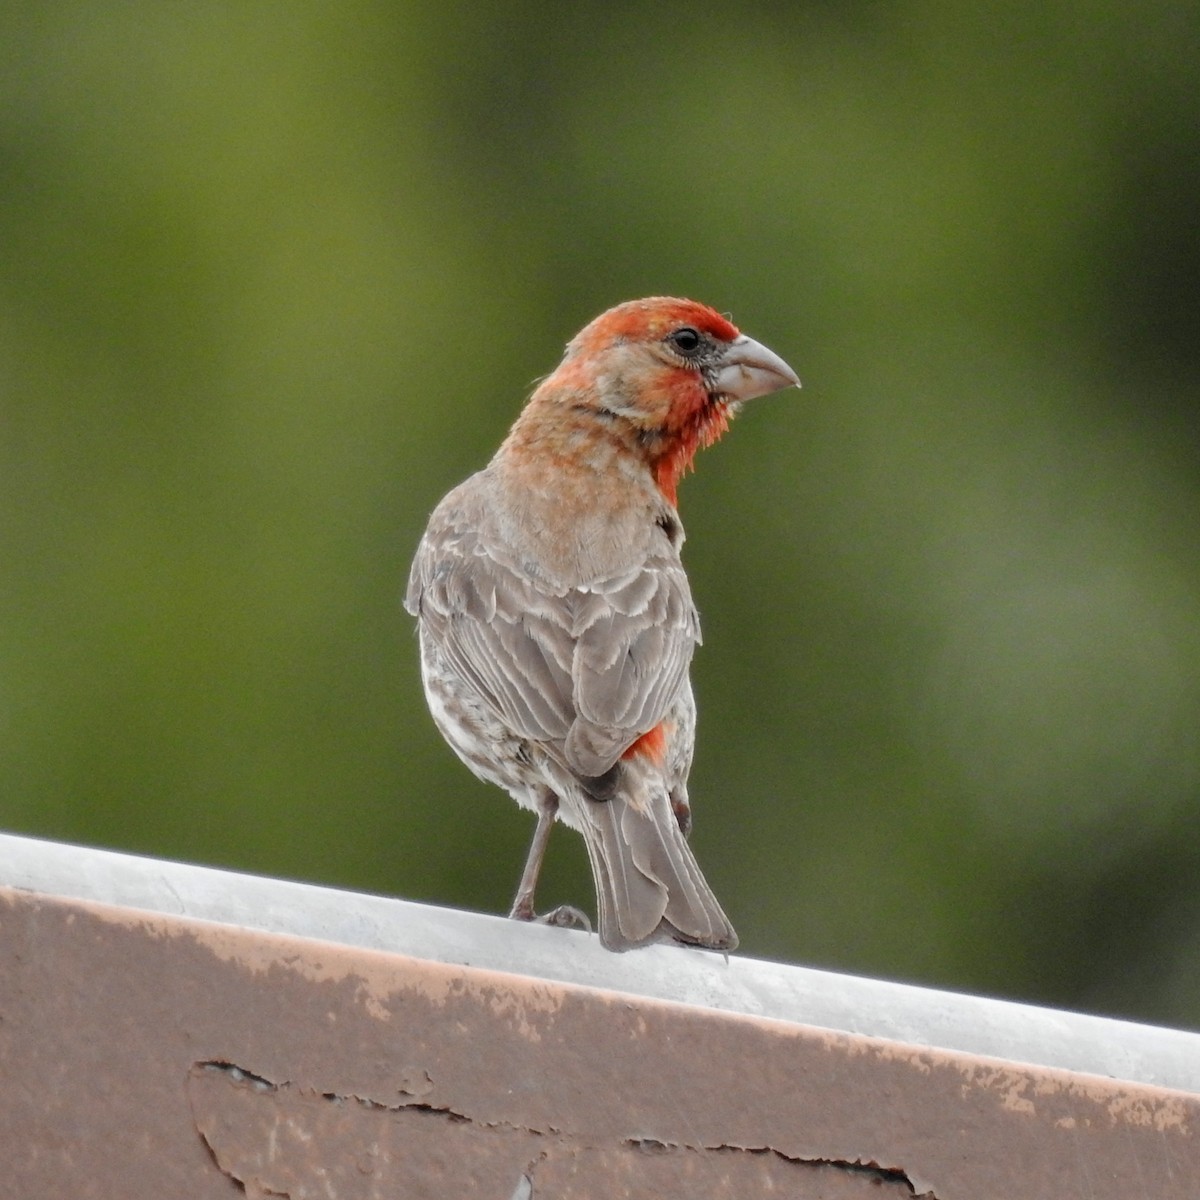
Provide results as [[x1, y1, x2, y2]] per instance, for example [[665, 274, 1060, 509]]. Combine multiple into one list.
[[546, 297, 799, 505]]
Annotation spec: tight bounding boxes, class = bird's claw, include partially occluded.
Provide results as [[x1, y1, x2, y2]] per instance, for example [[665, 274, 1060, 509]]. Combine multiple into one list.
[[510, 900, 592, 933], [537, 904, 592, 932]]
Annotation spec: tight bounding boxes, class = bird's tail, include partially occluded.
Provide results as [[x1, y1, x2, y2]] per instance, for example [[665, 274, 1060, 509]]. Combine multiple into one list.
[[574, 782, 738, 952]]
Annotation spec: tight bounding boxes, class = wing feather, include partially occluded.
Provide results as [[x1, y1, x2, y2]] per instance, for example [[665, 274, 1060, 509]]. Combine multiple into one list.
[[408, 496, 700, 781]]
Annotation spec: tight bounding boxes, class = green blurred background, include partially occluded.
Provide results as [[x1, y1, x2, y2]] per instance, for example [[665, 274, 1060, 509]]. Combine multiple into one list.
[[3, 3, 1199, 1027]]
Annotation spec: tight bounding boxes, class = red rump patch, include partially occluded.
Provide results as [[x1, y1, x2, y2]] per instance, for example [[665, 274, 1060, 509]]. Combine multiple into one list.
[[622, 722, 668, 764]]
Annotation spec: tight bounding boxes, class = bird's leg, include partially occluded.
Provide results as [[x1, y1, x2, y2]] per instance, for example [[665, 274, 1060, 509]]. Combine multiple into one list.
[[509, 791, 591, 932], [509, 793, 556, 921]]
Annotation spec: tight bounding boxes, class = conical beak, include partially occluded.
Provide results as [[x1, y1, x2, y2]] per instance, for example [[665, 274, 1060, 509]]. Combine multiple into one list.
[[712, 334, 800, 402]]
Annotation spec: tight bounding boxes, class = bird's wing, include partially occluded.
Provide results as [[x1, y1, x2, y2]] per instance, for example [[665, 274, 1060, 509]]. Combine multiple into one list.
[[563, 561, 700, 778], [407, 520, 577, 742], [407, 516, 700, 780]]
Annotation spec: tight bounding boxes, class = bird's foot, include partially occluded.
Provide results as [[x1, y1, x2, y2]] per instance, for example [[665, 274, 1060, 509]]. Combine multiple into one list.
[[509, 898, 592, 933], [538, 904, 592, 932]]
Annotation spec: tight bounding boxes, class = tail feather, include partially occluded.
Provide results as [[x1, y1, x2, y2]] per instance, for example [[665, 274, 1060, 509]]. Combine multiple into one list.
[[577, 786, 737, 952]]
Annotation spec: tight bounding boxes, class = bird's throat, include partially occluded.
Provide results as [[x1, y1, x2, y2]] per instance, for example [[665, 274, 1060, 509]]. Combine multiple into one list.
[[652, 401, 731, 507]]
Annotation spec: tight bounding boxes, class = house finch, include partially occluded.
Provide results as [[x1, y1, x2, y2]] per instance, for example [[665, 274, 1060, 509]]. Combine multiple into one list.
[[406, 297, 798, 951]]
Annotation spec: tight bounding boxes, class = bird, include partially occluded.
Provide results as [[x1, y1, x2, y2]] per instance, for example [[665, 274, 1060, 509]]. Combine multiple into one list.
[[405, 296, 799, 951]]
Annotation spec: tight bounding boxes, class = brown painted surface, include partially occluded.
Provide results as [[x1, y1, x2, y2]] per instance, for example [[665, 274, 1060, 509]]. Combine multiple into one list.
[[1, 886, 1195, 1199]]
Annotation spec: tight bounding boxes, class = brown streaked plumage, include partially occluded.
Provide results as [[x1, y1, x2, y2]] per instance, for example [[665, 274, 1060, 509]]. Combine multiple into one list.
[[405, 297, 798, 950]]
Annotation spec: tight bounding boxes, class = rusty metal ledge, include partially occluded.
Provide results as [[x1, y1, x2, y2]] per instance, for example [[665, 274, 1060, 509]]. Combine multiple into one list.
[[4, 830, 1200, 1198], [2, 830, 1197, 1092]]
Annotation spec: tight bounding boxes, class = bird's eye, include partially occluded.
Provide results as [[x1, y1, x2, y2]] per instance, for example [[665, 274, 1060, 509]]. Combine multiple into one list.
[[667, 327, 703, 356]]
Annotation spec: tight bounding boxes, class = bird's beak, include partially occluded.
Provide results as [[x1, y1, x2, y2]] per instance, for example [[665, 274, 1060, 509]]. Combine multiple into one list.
[[712, 334, 800, 402]]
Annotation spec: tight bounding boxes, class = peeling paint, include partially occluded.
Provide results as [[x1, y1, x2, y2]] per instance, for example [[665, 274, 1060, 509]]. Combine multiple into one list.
[[188, 1061, 935, 1198], [1106, 1093, 1191, 1133], [1001, 1082, 1038, 1116], [57, 887, 573, 1028]]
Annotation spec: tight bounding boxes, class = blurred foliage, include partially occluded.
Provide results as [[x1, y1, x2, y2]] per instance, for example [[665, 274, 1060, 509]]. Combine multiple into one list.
[[2, 2, 1199, 1027]]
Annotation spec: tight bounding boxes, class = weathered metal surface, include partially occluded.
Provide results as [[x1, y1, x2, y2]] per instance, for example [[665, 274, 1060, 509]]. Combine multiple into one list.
[[3, 831, 1198, 1094], [1, 884, 1196, 1199]]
